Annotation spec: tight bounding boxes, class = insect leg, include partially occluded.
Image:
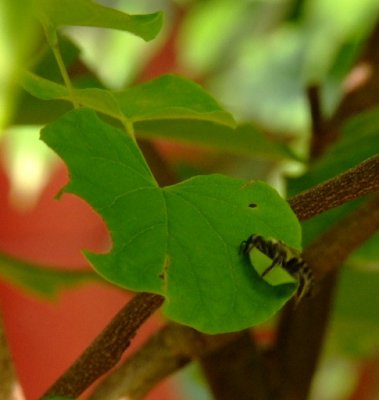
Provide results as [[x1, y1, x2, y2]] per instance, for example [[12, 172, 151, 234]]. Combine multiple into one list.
[[261, 249, 285, 277], [261, 259, 278, 277], [240, 234, 260, 255]]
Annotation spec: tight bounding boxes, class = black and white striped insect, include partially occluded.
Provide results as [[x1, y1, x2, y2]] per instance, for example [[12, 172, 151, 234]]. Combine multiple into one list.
[[240, 234, 313, 301]]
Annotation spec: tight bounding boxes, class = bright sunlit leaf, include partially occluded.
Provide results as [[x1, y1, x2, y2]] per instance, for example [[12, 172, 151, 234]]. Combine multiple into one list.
[[33, 0, 163, 42], [0, 0, 37, 130]]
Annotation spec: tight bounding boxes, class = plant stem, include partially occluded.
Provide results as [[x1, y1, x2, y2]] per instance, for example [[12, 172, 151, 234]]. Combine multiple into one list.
[[42, 26, 79, 109], [200, 331, 271, 400], [50, 43, 79, 108], [288, 154, 379, 221], [274, 194, 379, 400], [41, 292, 164, 399], [89, 323, 243, 400]]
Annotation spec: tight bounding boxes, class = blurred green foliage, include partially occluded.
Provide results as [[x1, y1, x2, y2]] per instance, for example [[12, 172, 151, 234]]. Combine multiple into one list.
[[1, 0, 379, 397]]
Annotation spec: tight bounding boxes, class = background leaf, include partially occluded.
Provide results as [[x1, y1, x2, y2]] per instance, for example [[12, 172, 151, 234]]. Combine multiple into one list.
[[41, 108, 301, 333], [22, 72, 235, 128], [34, 0, 163, 41], [288, 108, 379, 258], [329, 268, 379, 356], [289, 107, 379, 193], [21, 72, 300, 160], [0, 253, 98, 299], [114, 75, 235, 126], [136, 119, 300, 160]]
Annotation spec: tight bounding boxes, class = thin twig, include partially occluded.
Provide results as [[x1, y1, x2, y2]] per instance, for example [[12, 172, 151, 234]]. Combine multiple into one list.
[[306, 85, 326, 159], [288, 154, 379, 221], [89, 323, 242, 400], [41, 293, 164, 399]]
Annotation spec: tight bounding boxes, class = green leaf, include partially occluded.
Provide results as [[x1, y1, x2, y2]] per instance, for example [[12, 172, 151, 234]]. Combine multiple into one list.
[[41, 108, 301, 333], [22, 72, 299, 160], [0, 253, 99, 299], [136, 119, 300, 160], [114, 75, 235, 127], [22, 72, 235, 128], [22, 71, 68, 100], [34, 0, 163, 41]]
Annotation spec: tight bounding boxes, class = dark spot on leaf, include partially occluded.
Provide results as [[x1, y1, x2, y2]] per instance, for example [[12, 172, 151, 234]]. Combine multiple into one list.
[[248, 203, 257, 208]]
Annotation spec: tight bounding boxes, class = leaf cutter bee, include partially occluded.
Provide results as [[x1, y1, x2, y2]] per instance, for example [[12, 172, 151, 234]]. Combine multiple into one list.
[[240, 234, 313, 301]]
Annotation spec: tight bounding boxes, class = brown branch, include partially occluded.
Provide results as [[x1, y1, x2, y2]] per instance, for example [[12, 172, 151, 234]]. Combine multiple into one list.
[[0, 312, 21, 400], [200, 331, 271, 400], [288, 154, 379, 221], [306, 85, 326, 159], [274, 194, 379, 400], [89, 323, 242, 400], [41, 292, 164, 399]]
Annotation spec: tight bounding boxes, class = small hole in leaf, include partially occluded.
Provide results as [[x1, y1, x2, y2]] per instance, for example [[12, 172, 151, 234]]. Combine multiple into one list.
[[248, 203, 257, 208]]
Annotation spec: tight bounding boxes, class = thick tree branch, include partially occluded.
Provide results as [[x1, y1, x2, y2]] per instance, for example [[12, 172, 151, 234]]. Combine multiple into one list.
[[200, 331, 271, 400], [288, 154, 379, 221], [274, 194, 379, 400], [89, 324, 242, 400], [41, 293, 164, 399]]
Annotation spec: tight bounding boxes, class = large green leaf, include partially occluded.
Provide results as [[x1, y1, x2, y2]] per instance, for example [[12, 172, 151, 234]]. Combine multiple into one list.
[[0, 253, 98, 299], [41, 108, 301, 333], [33, 0, 163, 41]]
